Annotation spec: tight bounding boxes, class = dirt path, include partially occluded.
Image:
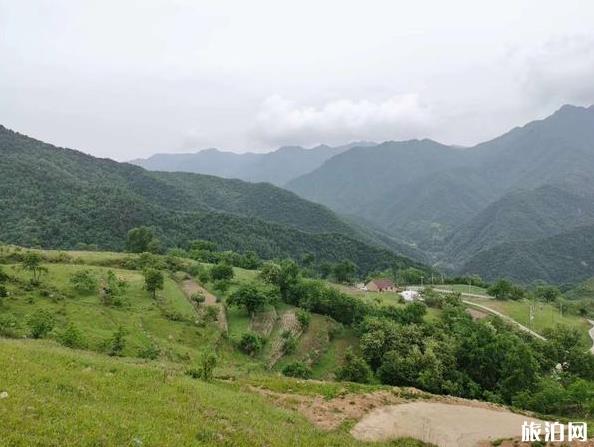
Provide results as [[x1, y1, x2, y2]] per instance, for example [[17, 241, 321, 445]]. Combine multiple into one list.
[[351, 401, 544, 447], [181, 279, 228, 333], [267, 310, 302, 368]]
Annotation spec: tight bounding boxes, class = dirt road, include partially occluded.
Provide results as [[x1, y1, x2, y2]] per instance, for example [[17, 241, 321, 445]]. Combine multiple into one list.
[[588, 320, 594, 354], [181, 279, 228, 332], [351, 401, 543, 447]]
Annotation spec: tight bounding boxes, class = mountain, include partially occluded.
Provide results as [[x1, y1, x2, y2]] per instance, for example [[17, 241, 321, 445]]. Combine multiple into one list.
[[0, 125, 424, 274], [445, 185, 594, 264], [460, 224, 594, 284], [286, 105, 594, 283], [131, 142, 376, 186]]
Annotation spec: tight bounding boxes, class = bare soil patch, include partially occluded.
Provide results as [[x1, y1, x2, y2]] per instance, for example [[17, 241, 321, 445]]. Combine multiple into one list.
[[351, 401, 543, 447], [180, 279, 228, 332]]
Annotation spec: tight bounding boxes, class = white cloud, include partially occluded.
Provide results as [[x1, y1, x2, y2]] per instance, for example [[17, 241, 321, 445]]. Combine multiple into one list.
[[252, 94, 434, 147]]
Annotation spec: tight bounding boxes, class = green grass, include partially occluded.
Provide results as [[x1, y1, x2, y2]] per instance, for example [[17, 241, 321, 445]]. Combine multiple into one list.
[[464, 296, 592, 347], [0, 338, 421, 447], [1, 263, 221, 362]]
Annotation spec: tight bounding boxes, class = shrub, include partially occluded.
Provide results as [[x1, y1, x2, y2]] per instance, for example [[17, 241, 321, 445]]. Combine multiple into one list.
[[335, 348, 371, 383], [138, 343, 160, 360], [27, 309, 55, 338], [204, 306, 219, 322], [210, 263, 234, 281], [0, 285, 8, 299], [238, 332, 265, 355], [58, 323, 87, 349], [283, 334, 297, 354], [199, 352, 218, 381], [0, 314, 20, 337], [296, 309, 311, 329], [191, 292, 206, 304], [70, 270, 98, 294], [282, 361, 312, 379], [107, 326, 127, 356]]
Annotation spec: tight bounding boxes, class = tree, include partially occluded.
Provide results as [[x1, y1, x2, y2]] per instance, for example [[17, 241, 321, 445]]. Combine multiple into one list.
[[487, 279, 513, 300], [336, 348, 371, 383], [0, 285, 7, 299], [535, 285, 560, 303], [126, 226, 156, 253], [260, 261, 281, 285], [210, 263, 234, 281], [27, 309, 55, 338], [143, 268, 164, 299], [228, 282, 270, 315], [319, 261, 332, 279], [21, 252, 47, 283], [238, 332, 265, 356], [333, 260, 356, 283], [70, 270, 98, 294]]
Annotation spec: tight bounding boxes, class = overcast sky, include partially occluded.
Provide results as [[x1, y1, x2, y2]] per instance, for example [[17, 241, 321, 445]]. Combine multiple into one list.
[[1, 1, 594, 160]]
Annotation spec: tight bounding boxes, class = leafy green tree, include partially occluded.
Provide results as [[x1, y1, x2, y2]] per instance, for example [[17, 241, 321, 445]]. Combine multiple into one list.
[[126, 226, 155, 253], [259, 261, 281, 285], [535, 285, 561, 303], [143, 268, 164, 299], [237, 332, 265, 356], [228, 282, 271, 315], [210, 263, 234, 281], [336, 348, 371, 383], [27, 309, 55, 338], [21, 252, 47, 283], [190, 239, 217, 251], [333, 260, 356, 283], [70, 270, 98, 294], [487, 279, 513, 299]]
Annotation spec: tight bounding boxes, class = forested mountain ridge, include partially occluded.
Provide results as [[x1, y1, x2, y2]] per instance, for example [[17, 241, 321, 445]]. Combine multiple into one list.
[[286, 105, 594, 283], [131, 142, 377, 186], [0, 125, 425, 274]]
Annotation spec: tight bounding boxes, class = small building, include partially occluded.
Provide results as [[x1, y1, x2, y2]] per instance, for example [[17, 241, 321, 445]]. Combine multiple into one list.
[[365, 278, 397, 293], [400, 289, 420, 302]]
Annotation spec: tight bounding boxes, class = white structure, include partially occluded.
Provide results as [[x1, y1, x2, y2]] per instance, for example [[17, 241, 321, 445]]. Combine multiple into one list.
[[400, 289, 420, 302]]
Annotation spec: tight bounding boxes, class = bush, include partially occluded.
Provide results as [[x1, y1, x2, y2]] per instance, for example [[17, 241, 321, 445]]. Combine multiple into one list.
[[203, 306, 219, 322], [0, 314, 20, 337], [238, 332, 265, 356], [70, 270, 98, 294], [191, 292, 206, 304], [282, 361, 312, 379], [335, 348, 371, 383], [138, 343, 160, 360], [0, 285, 8, 298], [107, 326, 127, 356], [210, 263, 234, 281], [58, 323, 87, 349], [296, 309, 311, 329], [199, 352, 218, 381], [27, 309, 55, 338], [282, 333, 297, 354]]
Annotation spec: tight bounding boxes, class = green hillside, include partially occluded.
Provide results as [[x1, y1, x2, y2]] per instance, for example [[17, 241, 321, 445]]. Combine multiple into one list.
[[286, 105, 594, 283], [460, 223, 594, 284], [0, 125, 423, 275]]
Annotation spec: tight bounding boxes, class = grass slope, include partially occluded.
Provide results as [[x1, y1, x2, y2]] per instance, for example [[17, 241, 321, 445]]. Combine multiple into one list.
[[0, 339, 418, 447]]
